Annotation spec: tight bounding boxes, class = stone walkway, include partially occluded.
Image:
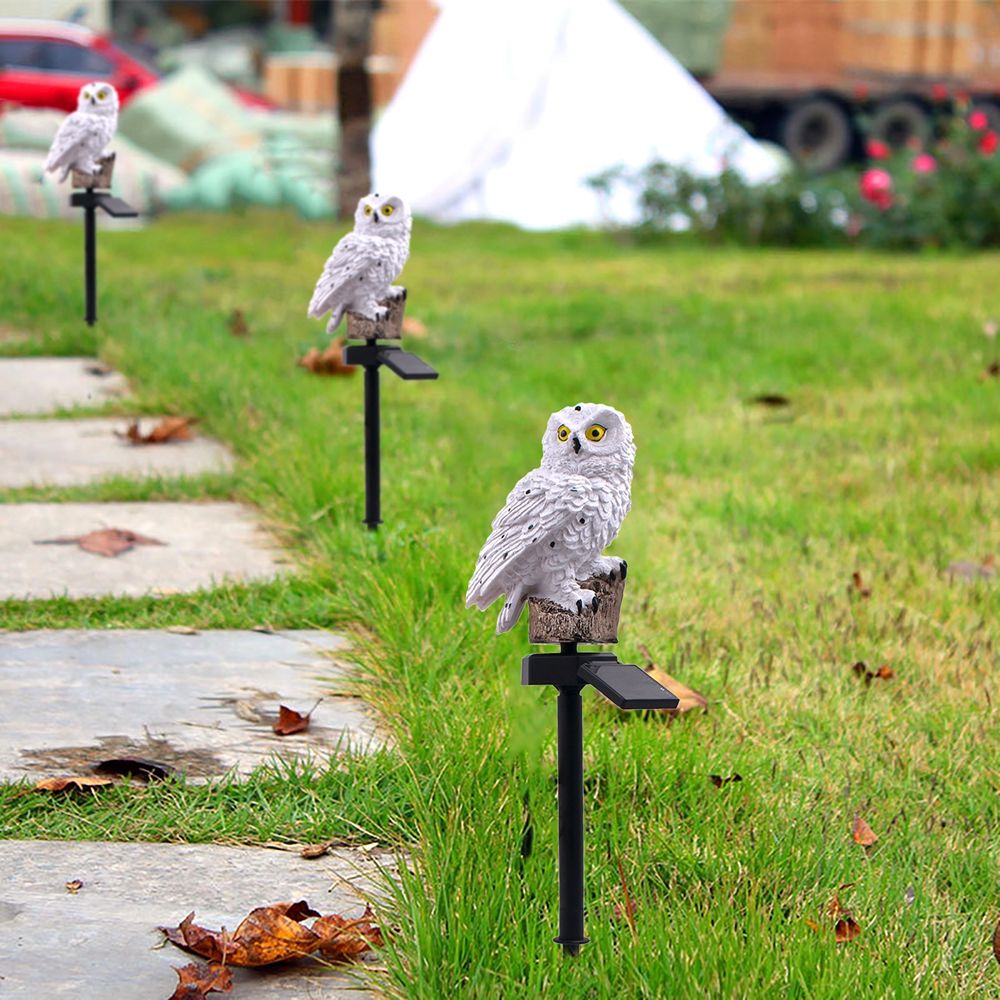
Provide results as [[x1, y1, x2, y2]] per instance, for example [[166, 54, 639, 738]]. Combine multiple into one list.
[[0, 357, 127, 415], [0, 354, 390, 997], [0, 417, 233, 488], [0, 840, 384, 998], [0, 502, 289, 600], [0, 630, 379, 782]]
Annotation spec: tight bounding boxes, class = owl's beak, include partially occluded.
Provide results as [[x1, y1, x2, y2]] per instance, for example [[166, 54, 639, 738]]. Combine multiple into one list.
[[572, 435, 581, 454], [372, 213, 379, 224]]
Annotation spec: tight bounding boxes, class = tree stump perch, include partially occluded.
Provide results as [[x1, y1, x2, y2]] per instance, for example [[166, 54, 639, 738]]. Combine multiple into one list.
[[528, 574, 625, 644], [72, 154, 115, 191], [346, 291, 405, 341]]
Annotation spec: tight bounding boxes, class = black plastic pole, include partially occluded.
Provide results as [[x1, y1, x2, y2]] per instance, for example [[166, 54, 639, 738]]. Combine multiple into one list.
[[363, 359, 381, 529], [83, 194, 96, 326], [555, 642, 587, 955]]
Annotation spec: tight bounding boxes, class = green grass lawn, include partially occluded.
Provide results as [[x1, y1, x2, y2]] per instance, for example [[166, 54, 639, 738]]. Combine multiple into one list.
[[0, 212, 996, 998]]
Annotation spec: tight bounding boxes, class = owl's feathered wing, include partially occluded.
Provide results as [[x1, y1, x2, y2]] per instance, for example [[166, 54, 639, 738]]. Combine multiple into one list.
[[307, 232, 376, 320], [44, 112, 91, 173], [44, 112, 112, 177], [466, 468, 591, 633]]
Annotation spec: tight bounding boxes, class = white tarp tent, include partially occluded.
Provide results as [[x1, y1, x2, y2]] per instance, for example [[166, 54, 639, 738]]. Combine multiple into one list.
[[373, 0, 782, 230]]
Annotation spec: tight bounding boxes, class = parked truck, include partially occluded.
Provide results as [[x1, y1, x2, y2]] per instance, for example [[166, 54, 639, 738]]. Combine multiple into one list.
[[623, 0, 1000, 170]]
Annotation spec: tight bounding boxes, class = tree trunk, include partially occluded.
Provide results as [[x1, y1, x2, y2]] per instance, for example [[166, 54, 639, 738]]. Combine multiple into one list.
[[334, 0, 375, 218]]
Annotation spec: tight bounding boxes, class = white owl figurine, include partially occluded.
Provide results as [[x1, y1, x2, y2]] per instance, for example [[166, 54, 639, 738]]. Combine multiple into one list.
[[467, 403, 635, 635], [44, 82, 119, 183], [308, 193, 412, 333]]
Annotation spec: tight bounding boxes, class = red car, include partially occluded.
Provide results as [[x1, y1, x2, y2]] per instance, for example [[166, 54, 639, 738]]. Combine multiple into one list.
[[0, 19, 158, 111], [0, 18, 273, 112]]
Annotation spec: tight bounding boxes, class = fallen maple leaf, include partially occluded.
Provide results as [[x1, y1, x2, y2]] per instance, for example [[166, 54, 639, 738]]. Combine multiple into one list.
[[835, 915, 862, 943], [748, 392, 791, 407], [273, 699, 321, 736], [169, 961, 233, 999], [300, 841, 332, 860], [35, 528, 165, 558], [33, 775, 114, 793], [298, 339, 357, 376], [312, 906, 384, 961], [228, 308, 249, 338], [118, 416, 196, 445], [826, 891, 863, 944], [401, 315, 428, 338], [850, 571, 872, 598], [709, 773, 743, 788], [852, 661, 894, 685], [638, 643, 707, 715], [161, 900, 381, 967], [852, 814, 878, 846]]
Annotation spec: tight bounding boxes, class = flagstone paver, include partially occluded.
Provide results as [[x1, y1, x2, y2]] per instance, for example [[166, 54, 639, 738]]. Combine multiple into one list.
[[0, 417, 233, 488], [0, 502, 288, 600], [0, 839, 387, 998], [0, 630, 379, 782], [0, 357, 128, 416]]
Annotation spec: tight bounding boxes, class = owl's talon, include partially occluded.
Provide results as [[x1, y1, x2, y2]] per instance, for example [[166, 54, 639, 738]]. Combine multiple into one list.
[[591, 595, 600, 612], [576, 599, 583, 613], [620, 560, 627, 580]]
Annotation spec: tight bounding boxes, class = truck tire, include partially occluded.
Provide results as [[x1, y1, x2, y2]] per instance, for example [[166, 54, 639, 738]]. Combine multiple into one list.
[[780, 97, 853, 172], [869, 99, 930, 150]]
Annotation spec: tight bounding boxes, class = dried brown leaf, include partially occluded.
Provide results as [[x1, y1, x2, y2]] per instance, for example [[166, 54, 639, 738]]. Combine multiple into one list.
[[635, 650, 707, 717], [708, 773, 743, 788], [312, 906, 384, 960], [749, 393, 791, 407], [852, 661, 894, 685], [979, 360, 1000, 380], [160, 900, 378, 968], [300, 841, 331, 860], [993, 916, 1000, 965], [401, 315, 428, 337], [850, 571, 872, 598], [852, 814, 878, 846], [33, 775, 114, 793], [169, 961, 233, 998], [298, 339, 357, 376], [35, 528, 166, 558], [119, 416, 196, 445], [166, 625, 199, 636], [228, 308, 249, 337], [65, 879, 83, 894], [273, 699, 321, 736], [835, 916, 862, 943]]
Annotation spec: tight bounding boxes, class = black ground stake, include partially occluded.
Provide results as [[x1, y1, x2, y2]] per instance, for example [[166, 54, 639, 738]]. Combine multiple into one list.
[[69, 189, 138, 325], [522, 642, 679, 955], [342, 342, 438, 529]]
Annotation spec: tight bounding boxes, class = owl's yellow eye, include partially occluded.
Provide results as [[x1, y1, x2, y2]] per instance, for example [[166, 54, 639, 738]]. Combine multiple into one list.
[[556, 425, 571, 442], [364, 205, 373, 215], [381, 204, 394, 216], [585, 424, 606, 442], [97, 89, 109, 100]]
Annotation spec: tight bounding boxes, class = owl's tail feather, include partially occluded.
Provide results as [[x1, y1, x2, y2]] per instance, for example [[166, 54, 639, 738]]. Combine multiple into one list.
[[325, 306, 345, 334], [496, 584, 527, 635]]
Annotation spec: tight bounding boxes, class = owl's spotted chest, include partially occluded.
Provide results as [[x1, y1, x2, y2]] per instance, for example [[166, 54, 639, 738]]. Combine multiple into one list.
[[546, 477, 627, 570]]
